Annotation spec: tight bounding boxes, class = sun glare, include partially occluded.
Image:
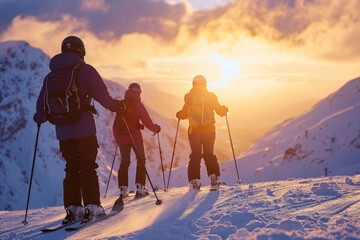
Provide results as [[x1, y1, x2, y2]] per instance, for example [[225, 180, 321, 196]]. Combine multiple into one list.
[[211, 54, 241, 80]]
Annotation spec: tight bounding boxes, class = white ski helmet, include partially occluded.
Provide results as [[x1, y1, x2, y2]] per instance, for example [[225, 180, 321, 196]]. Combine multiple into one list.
[[192, 75, 207, 86]]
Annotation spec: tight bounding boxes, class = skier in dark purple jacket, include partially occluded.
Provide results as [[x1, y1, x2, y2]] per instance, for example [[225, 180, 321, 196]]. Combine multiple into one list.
[[34, 36, 123, 223]]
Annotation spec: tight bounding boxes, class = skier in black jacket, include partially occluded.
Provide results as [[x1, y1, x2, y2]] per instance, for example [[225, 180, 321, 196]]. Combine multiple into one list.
[[34, 36, 123, 223]]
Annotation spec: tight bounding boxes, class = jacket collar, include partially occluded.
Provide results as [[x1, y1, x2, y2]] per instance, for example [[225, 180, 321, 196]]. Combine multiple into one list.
[[49, 52, 84, 71]]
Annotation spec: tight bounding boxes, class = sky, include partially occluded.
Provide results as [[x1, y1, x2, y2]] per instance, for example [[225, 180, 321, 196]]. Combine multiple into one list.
[[0, 0, 359, 103], [1, 175, 359, 239]]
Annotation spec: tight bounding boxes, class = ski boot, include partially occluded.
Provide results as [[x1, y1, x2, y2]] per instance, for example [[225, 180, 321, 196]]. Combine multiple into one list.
[[190, 179, 201, 190], [119, 185, 129, 199], [62, 205, 85, 224], [83, 204, 105, 222], [135, 183, 149, 198], [209, 174, 220, 191]]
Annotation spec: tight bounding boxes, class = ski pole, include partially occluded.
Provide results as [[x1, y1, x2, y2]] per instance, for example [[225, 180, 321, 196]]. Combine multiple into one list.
[[22, 123, 41, 225], [166, 118, 180, 190], [104, 145, 119, 198], [122, 116, 162, 205], [156, 133, 167, 191], [225, 114, 241, 184], [143, 163, 162, 205]]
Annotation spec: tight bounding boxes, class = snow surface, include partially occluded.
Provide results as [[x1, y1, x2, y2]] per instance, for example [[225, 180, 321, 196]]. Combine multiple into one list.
[[1, 175, 359, 240]]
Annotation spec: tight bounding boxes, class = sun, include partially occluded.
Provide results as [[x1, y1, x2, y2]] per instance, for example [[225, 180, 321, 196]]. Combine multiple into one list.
[[211, 54, 241, 80], [206, 54, 243, 98]]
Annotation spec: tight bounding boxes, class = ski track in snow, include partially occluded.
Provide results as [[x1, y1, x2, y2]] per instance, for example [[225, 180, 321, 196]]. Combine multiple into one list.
[[1, 175, 359, 240]]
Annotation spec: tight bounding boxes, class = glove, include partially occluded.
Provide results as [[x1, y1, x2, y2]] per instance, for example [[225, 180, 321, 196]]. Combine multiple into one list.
[[33, 113, 40, 124], [222, 105, 229, 114], [176, 111, 182, 119], [116, 100, 126, 115], [33, 113, 45, 124], [154, 124, 161, 133]]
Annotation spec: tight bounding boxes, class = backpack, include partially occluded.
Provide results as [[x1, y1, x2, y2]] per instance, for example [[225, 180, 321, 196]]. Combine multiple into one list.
[[44, 63, 83, 125], [114, 99, 136, 133], [188, 92, 214, 128]]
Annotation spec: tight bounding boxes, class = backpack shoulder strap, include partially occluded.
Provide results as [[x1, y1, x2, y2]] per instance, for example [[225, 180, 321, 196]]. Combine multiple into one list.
[[71, 62, 83, 84], [68, 62, 84, 110]]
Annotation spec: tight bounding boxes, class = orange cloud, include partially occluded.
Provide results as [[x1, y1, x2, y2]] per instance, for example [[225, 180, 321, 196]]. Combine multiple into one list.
[[183, 0, 360, 61]]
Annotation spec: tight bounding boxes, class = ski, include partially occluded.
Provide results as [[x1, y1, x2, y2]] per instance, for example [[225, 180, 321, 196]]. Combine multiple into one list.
[[65, 211, 118, 231], [132, 192, 150, 200], [209, 181, 227, 191], [41, 220, 82, 232], [110, 192, 148, 211], [111, 196, 125, 212], [209, 186, 220, 191], [41, 198, 124, 233]]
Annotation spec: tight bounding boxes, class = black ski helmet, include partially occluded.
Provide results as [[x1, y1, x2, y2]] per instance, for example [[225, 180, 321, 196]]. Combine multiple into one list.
[[128, 83, 142, 93], [192, 75, 207, 86], [61, 36, 86, 59]]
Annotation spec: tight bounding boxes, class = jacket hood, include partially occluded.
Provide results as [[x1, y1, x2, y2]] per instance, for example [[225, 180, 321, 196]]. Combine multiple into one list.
[[125, 89, 141, 102], [49, 52, 84, 71]]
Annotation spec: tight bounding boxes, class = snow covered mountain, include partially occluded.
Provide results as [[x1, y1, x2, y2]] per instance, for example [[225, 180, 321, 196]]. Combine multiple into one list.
[[217, 77, 360, 184], [0, 41, 191, 210]]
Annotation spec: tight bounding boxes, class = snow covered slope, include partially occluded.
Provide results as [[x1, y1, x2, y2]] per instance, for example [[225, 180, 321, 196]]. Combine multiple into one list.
[[218, 77, 360, 184], [1, 175, 359, 239]]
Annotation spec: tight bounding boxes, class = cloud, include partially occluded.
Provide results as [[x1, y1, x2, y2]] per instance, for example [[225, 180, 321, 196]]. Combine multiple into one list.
[[80, 0, 110, 12], [183, 0, 360, 61], [0, 14, 89, 56], [0, 0, 358, 88], [1, 0, 358, 61], [0, 0, 187, 40]]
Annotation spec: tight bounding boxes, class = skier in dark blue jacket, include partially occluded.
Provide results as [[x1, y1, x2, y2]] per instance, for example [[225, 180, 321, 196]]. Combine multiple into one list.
[[34, 36, 123, 223]]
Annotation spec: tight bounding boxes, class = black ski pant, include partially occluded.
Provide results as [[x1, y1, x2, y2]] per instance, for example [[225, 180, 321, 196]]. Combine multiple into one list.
[[187, 132, 220, 182], [117, 143, 147, 188], [60, 135, 100, 208]]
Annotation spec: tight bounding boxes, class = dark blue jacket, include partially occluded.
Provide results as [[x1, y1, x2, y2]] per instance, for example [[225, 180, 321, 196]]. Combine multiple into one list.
[[35, 52, 120, 140]]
